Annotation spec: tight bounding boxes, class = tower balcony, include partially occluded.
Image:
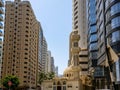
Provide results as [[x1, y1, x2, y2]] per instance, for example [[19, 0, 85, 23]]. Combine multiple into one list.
[[0, 14, 3, 21], [71, 47, 80, 53], [0, 7, 4, 14], [71, 30, 80, 41], [71, 34, 80, 41], [0, 0, 4, 7]]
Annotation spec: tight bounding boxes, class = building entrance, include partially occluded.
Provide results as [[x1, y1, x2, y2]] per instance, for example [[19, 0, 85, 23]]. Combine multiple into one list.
[[53, 81, 66, 90], [57, 86, 61, 90]]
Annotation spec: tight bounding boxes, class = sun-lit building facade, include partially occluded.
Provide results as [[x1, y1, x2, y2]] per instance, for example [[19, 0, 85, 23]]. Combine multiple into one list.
[[2, 0, 39, 89], [72, 0, 88, 76]]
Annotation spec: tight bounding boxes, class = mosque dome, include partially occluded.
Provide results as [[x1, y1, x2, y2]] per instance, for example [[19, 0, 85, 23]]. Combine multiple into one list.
[[63, 65, 81, 80], [64, 65, 80, 74]]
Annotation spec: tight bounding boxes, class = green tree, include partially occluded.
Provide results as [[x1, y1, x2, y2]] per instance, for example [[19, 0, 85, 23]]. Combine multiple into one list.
[[38, 72, 55, 85], [47, 72, 55, 80], [38, 72, 47, 84], [1, 75, 19, 89]]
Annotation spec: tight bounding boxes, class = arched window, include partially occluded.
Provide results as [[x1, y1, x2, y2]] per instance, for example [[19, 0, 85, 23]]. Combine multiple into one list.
[[57, 81, 61, 85], [53, 82, 56, 85], [67, 74, 68, 77], [63, 81, 66, 85]]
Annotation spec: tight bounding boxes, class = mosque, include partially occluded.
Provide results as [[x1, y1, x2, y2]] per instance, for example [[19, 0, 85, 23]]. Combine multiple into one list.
[[42, 30, 93, 90]]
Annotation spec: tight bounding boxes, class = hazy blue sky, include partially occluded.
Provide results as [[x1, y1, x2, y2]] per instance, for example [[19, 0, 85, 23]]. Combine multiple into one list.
[[29, 0, 72, 74]]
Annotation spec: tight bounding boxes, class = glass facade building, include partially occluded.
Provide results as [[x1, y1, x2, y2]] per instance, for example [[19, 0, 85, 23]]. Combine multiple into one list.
[[87, 0, 106, 89], [105, 0, 120, 88], [87, 0, 120, 89], [87, 0, 98, 70]]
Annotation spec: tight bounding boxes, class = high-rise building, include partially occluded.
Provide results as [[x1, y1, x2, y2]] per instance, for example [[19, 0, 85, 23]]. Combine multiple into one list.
[[38, 23, 43, 73], [0, 0, 4, 79], [72, 0, 88, 75], [45, 51, 55, 73], [51, 57, 55, 73], [2, 0, 39, 89], [87, 0, 107, 89], [105, 0, 120, 89], [94, 0, 107, 89], [87, 0, 98, 70], [45, 51, 51, 73], [55, 66, 58, 76], [86, 0, 120, 89], [41, 37, 47, 73]]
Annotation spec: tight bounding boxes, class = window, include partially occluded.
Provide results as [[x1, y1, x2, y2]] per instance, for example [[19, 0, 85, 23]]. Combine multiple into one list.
[[26, 18, 29, 20], [73, 55, 79, 61], [26, 26, 29, 28], [82, 68, 88, 71], [111, 2, 120, 15], [111, 16, 120, 29], [26, 13, 29, 16], [26, 22, 29, 24], [25, 48, 28, 50], [25, 35, 28, 37], [68, 85, 72, 88], [73, 42, 78, 47], [90, 25, 96, 34], [79, 62, 88, 64], [63, 86, 66, 90], [111, 31, 120, 42], [25, 44, 28, 46], [90, 52, 97, 59], [23, 81, 26, 83], [24, 76, 27, 78], [90, 34, 97, 42], [53, 86, 56, 90], [24, 71, 27, 73], [24, 67, 27, 68], [24, 57, 28, 59]]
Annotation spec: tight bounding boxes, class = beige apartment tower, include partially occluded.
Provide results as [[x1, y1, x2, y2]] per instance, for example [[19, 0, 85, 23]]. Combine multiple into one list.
[[2, 0, 39, 89], [72, 0, 88, 75]]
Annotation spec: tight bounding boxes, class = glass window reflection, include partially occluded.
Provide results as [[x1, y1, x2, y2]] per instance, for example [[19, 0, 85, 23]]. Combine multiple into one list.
[[90, 34, 97, 42], [111, 16, 120, 29], [90, 52, 97, 59], [90, 43, 97, 51], [89, 0, 96, 24], [90, 26, 96, 34], [111, 2, 120, 15], [112, 31, 120, 42]]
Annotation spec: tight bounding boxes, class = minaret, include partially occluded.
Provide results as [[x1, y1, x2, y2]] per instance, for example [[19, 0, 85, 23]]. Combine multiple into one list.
[[70, 30, 80, 66]]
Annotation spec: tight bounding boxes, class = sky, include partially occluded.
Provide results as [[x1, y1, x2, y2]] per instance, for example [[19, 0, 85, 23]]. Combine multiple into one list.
[[29, 0, 72, 74]]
